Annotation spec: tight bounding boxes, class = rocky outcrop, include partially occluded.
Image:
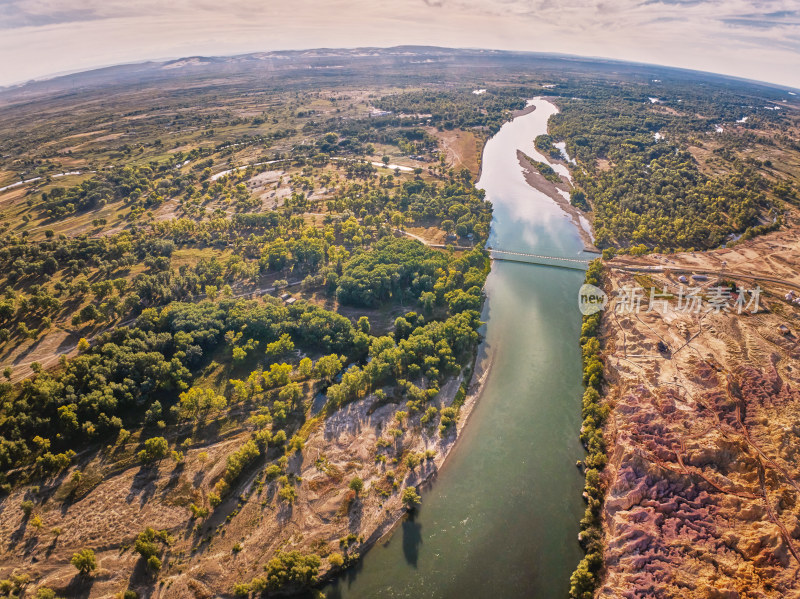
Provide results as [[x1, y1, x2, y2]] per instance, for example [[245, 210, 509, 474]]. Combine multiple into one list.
[[599, 265, 800, 598]]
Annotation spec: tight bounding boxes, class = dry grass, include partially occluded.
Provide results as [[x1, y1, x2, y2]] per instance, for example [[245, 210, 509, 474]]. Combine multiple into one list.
[[429, 127, 480, 176]]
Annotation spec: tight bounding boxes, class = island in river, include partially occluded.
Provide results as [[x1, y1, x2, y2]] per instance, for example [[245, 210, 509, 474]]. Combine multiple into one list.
[[1, 46, 800, 599]]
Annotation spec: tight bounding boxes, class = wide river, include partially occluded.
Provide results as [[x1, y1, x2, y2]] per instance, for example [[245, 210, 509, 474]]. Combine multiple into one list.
[[323, 98, 591, 598]]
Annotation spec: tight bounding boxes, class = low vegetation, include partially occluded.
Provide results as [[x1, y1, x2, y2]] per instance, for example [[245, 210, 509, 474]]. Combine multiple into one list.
[[1, 47, 798, 597], [570, 260, 608, 599]]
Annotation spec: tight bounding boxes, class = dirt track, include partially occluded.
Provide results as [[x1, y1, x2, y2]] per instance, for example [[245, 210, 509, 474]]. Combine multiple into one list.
[[598, 226, 800, 598]]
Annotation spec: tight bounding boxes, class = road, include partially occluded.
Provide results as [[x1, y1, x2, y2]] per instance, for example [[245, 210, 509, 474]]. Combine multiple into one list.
[[611, 264, 800, 294]]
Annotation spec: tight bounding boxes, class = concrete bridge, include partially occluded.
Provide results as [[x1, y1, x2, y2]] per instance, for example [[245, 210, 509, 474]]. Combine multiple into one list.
[[488, 248, 592, 272]]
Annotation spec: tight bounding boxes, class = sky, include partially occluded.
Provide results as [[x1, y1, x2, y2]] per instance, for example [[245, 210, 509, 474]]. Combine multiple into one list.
[[1, 0, 799, 88]]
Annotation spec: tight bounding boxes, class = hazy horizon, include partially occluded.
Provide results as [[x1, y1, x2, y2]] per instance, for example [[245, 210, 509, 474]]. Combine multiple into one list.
[[1, 0, 799, 89], [4, 45, 800, 94]]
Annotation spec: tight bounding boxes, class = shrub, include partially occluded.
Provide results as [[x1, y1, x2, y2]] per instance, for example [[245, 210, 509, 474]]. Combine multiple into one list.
[[71, 548, 97, 575], [263, 551, 321, 590], [137, 437, 168, 464], [134, 527, 171, 572], [439, 406, 458, 432], [401, 487, 421, 509], [147, 555, 162, 571], [264, 464, 282, 480], [278, 485, 297, 504], [328, 552, 345, 568], [190, 503, 209, 519], [232, 582, 251, 597], [405, 453, 421, 470], [348, 477, 364, 496], [223, 440, 261, 485]]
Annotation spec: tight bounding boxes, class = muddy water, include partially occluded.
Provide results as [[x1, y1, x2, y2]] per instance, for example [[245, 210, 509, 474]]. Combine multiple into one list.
[[323, 98, 590, 598]]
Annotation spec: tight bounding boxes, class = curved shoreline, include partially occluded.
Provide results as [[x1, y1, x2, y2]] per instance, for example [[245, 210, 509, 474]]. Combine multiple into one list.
[[312, 345, 495, 594], [320, 96, 588, 598], [516, 150, 599, 253]]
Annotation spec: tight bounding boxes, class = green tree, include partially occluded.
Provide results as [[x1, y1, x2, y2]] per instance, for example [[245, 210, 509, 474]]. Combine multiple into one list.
[[137, 437, 168, 464], [405, 452, 421, 470], [314, 354, 342, 382], [265, 333, 294, 360], [278, 382, 302, 407], [394, 317, 412, 341], [147, 555, 162, 571], [264, 551, 321, 590], [357, 316, 370, 334], [278, 484, 297, 503], [348, 477, 364, 497], [298, 357, 313, 379], [401, 487, 421, 509], [179, 387, 227, 422], [328, 552, 344, 568], [71, 548, 97, 576]]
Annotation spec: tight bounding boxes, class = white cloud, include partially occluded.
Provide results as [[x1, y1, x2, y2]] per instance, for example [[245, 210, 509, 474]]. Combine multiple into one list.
[[0, 0, 798, 87]]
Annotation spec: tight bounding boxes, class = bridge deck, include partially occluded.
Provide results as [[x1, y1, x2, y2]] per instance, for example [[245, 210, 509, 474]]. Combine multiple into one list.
[[489, 249, 591, 271]]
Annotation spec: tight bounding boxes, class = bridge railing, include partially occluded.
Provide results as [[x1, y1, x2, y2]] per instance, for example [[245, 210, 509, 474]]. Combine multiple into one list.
[[488, 248, 591, 268]]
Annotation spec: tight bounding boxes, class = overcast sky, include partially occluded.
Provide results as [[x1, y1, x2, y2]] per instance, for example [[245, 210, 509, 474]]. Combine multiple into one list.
[[1, 0, 799, 88]]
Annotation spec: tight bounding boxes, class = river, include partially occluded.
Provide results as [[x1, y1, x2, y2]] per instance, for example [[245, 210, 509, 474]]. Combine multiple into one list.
[[322, 98, 590, 598]]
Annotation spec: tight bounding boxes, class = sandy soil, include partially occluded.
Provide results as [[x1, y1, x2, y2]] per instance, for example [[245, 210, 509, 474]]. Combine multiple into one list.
[[610, 223, 800, 292], [244, 170, 290, 210], [0, 327, 80, 383], [516, 151, 599, 253], [429, 128, 480, 177], [0, 362, 490, 597], [404, 226, 448, 246], [597, 229, 800, 597]]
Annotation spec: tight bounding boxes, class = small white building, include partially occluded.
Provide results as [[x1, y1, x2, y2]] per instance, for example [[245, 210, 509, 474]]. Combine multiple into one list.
[[678, 275, 688, 284]]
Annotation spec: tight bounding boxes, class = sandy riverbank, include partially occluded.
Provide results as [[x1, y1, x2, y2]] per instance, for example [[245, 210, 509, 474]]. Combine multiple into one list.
[[516, 150, 599, 253], [336, 346, 494, 560]]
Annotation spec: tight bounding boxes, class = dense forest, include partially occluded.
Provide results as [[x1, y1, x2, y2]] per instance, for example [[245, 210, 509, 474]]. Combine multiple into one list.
[[0, 67, 514, 598], [0, 238, 488, 477], [547, 80, 797, 250], [373, 88, 527, 133], [0, 49, 798, 597]]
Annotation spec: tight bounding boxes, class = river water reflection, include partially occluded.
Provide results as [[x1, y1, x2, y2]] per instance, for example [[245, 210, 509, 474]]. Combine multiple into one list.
[[322, 98, 591, 599]]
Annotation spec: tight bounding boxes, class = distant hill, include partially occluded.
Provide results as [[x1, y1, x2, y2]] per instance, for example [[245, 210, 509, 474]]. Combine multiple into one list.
[[2, 46, 797, 108]]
